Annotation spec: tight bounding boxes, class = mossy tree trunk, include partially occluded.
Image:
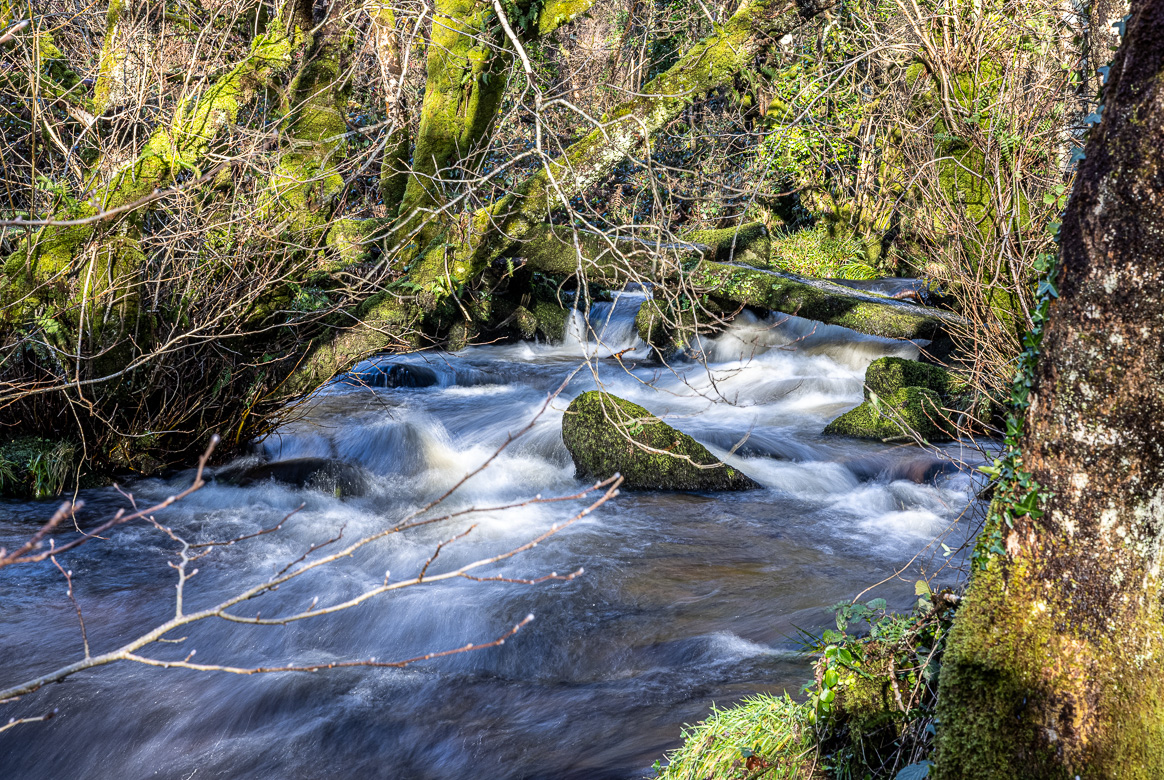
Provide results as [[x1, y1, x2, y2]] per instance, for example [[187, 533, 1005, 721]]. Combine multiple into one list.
[[396, 0, 598, 235], [372, 4, 416, 211], [265, 0, 355, 237], [398, 0, 511, 224], [284, 0, 841, 389], [393, 0, 840, 300], [934, 4, 1164, 776]]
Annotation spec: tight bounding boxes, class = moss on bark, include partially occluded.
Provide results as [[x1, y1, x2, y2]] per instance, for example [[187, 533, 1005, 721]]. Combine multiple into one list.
[[399, 0, 511, 221], [934, 7, 1164, 775], [262, 2, 354, 235], [280, 296, 421, 398]]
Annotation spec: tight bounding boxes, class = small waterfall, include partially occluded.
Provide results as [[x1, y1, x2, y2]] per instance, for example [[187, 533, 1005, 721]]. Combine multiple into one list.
[[561, 291, 647, 356]]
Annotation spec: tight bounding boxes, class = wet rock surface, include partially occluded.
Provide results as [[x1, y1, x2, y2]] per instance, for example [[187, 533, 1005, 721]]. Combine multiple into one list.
[[337, 362, 439, 389], [216, 457, 371, 497]]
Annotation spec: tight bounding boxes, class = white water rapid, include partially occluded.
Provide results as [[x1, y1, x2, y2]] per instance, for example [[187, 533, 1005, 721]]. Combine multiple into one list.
[[0, 293, 986, 779]]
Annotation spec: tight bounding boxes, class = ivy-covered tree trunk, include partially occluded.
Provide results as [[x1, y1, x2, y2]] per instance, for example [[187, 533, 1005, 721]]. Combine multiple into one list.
[[934, 3, 1164, 776]]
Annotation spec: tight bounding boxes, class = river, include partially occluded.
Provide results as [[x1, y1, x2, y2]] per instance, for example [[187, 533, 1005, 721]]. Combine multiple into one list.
[[0, 293, 985, 779]]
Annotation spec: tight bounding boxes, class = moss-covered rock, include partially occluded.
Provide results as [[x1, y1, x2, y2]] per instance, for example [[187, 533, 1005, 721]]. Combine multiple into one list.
[[562, 391, 760, 491], [0, 436, 79, 499], [824, 357, 972, 441], [512, 305, 538, 340], [531, 298, 569, 342], [634, 299, 669, 348], [865, 356, 967, 399], [824, 386, 952, 442], [634, 299, 727, 357]]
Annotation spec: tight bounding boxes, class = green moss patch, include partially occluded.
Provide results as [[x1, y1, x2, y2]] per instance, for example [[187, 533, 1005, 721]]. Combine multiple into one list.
[[561, 391, 759, 491], [866, 356, 968, 399], [530, 298, 569, 342], [824, 386, 952, 442], [824, 357, 970, 442]]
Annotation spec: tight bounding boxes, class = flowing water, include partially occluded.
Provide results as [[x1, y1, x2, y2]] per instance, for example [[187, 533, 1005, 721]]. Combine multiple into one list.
[[0, 294, 986, 779]]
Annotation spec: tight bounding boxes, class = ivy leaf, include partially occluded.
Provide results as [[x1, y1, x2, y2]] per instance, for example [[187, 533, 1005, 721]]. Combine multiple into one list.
[[895, 760, 934, 779]]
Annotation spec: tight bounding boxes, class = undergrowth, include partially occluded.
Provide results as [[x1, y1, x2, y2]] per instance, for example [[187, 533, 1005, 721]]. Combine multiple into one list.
[[655, 694, 818, 780], [770, 224, 878, 280], [656, 584, 959, 780]]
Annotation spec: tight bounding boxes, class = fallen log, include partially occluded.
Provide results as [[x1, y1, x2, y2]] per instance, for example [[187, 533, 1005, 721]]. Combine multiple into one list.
[[519, 225, 964, 344]]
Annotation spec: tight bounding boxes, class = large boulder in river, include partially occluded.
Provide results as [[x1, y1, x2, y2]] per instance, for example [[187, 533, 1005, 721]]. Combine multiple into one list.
[[864, 356, 966, 399], [562, 391, 760, 491], [825, 357, 964, 442]]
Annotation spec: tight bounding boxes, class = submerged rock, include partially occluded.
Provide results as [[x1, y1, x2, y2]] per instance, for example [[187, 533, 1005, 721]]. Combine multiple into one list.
[[825, 356, 963, 442], [561, 391, 760, 491], [843, 453, 961, 485], [338, 362, 439, 389], [218, 457, 371, 497]]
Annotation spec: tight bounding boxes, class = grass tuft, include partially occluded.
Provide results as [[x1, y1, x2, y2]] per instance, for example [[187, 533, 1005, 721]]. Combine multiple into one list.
[[655, 693, 819, 780]]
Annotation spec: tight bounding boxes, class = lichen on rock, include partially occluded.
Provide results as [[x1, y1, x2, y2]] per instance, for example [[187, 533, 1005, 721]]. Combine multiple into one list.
[[561, 391, 760, 491]]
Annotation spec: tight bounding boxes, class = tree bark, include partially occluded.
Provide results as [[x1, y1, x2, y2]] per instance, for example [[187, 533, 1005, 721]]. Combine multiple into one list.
[[934, 3, 1164, 776]]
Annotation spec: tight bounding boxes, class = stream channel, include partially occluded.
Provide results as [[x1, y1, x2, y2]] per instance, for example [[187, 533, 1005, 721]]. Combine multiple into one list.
[[0, 292, 986, 779]]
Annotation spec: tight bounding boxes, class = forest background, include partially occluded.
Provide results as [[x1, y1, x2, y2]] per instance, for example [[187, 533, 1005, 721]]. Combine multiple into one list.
[[0, 0, 1098, 487]]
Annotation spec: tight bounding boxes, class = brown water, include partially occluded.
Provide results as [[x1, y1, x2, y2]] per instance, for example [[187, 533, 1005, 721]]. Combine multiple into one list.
[[0, 298, 984, 779]]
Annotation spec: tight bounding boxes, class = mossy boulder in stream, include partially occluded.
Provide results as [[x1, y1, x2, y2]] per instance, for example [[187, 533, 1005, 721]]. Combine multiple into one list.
[[865, 356, 966, 399], [562, 391, 760, 491], [825, 386, 951, 442], [825, 357, 961, 442]]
